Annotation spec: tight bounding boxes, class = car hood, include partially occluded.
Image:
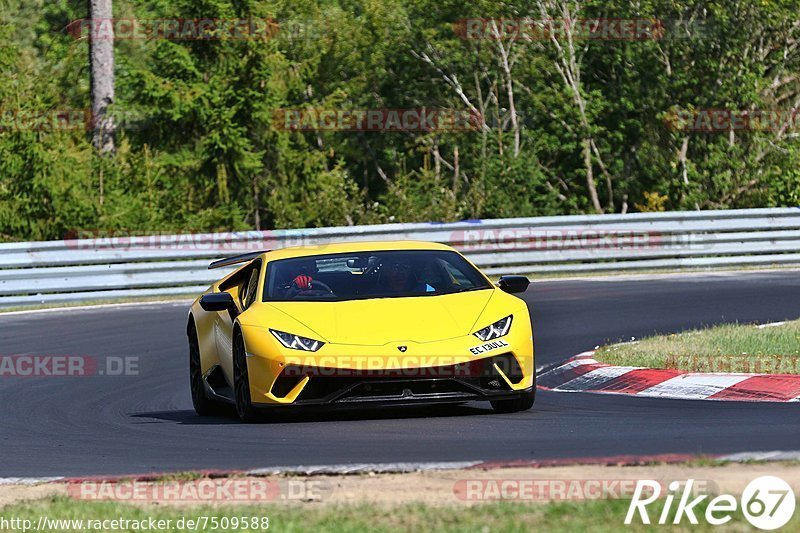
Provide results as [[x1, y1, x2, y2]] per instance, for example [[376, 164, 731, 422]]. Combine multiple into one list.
[[264, 289, 495, 345]]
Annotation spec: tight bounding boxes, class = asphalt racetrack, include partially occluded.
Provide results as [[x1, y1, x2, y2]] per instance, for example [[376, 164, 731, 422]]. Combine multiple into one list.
[[2, 271, 799, 477]]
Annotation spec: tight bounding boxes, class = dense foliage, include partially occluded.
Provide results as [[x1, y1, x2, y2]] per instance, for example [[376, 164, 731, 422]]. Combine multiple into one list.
[[2, 0, 800, 240]]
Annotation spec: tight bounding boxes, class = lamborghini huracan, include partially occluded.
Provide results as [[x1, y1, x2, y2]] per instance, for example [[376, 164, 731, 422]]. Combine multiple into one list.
[[187, 241, 535, 421]]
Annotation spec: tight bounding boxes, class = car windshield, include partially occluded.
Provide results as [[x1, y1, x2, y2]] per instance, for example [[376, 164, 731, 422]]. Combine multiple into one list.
[[263, 250, 492, 302]]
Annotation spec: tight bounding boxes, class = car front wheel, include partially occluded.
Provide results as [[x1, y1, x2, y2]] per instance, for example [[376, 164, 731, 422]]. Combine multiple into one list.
[[233, 330, 260, 422], [491, 389, 535, 413], [490, 374, 536, 413]]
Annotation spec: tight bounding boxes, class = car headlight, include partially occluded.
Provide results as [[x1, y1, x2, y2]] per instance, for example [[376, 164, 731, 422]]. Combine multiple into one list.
[[270, 329, 325, 351], [473, 315, 513, 341]]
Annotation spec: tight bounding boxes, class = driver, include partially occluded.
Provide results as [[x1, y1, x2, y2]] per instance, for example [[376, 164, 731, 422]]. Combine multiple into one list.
[[292, 273, 313, 290], [289, 260, 317, 291], [282, 259, 335, 298]]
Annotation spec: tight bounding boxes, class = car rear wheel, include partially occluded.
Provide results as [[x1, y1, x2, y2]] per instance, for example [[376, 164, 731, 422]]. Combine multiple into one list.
[[188, 322, 219, 416], [233, 330, 260, 422]]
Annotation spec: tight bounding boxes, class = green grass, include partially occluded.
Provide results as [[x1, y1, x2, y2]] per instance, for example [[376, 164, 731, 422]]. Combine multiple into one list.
[[1, 496, 794, 532], [595, 320, 800, 374], [148, 472, 208, 483]]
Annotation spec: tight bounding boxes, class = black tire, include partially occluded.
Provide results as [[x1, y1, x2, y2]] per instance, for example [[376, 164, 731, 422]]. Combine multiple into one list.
[[490, 389, 535, 413], [233, 329, 260, 422], [188, 322, 218, 416], [491, 373, 536, 413]]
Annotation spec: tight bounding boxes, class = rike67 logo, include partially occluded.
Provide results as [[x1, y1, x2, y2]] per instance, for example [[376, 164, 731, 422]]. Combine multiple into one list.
[[626, 476, 795, 530]]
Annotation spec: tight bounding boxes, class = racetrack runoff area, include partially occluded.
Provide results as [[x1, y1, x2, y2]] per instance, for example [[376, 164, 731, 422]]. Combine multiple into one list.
[[2, 458, 800, 530]]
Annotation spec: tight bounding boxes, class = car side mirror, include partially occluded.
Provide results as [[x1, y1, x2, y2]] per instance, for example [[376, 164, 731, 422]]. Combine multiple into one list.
[[498, 275, 530, 294], [200, 292, 239, 320]]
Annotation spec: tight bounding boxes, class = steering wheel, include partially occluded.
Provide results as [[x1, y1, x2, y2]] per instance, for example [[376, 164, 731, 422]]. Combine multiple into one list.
[[307, 280, 334, 293], [281, 278, 335, 298]]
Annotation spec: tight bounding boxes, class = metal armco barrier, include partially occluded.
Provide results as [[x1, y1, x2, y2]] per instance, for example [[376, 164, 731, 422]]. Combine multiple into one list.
[[1, 207, 799, 307]]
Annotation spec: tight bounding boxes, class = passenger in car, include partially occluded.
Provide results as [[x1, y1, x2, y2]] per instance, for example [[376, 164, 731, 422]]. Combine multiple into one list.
[[384, 261, 435, 294]]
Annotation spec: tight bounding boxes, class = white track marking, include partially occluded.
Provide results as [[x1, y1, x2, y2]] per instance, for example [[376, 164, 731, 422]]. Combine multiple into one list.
[[6, 450, 800, 485], [637, 374, 751, 400], [719, 450, 800, 462], [537, 355, 598, 377], [246, 461, 482, 476], [554, 366, 640, 391], [0, 477, 64, 485]]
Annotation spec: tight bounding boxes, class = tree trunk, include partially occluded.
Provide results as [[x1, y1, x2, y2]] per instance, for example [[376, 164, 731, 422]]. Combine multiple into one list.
[[89, 0, 115, 154], [582, 138, 603, 213], [253, 175, 261, 230]]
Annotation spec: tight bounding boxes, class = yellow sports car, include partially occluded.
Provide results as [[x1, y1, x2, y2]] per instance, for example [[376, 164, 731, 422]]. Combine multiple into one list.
[[187, 241, 535, 421]]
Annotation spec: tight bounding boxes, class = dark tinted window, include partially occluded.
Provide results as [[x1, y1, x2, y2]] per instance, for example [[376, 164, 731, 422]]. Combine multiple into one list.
[[264, 250, 491, 301]]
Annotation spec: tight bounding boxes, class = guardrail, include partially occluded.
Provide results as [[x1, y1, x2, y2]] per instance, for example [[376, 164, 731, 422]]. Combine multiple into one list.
[[1, 207, 799, 307]]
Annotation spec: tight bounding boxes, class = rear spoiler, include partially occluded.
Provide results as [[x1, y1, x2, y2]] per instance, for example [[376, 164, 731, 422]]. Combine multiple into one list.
[[208, 251, 269, 270]]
